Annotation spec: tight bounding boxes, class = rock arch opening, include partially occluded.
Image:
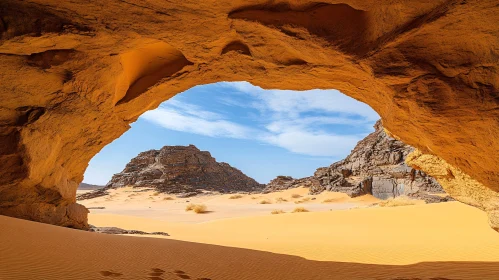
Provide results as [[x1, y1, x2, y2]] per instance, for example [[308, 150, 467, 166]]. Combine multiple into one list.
[[82, 82, 381, 193], [0, 0, 497, 231], [80, 82, 450, 225]]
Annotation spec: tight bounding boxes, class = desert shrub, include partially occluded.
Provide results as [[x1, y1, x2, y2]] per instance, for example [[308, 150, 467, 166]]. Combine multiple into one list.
[[294, 197, 311, 204], [229, 194, 243, 199], [193, 204, 208, 213], [259, 199, 272, 204], [271, 209, 285, 214], [378, 196, 420, 207], [292, 207, 309, 213], [185, 203, 195, 211], [186, 203, 208, 213], [291, 194, 302, 199], [275, 197, 288, 203]]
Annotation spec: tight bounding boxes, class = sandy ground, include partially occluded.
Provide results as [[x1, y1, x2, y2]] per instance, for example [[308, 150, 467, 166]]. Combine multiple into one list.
[[2, 188, 499, 279], [80, 187, 378, 223]]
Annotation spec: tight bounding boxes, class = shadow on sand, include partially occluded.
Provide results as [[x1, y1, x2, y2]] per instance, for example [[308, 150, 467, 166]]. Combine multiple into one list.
[[0, 215, 498, 280]]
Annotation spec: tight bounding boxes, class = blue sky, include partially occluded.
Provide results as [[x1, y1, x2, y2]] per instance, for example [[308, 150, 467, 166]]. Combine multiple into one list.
[[83, 82, 379, 185]]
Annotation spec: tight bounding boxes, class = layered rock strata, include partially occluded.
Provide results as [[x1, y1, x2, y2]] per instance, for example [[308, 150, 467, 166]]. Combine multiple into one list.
[[97, 145, 263, 196], [312, 121, 443, 199]]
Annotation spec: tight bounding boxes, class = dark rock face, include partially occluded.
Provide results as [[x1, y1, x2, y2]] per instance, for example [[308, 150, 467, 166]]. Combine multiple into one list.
[[407, 192, 454, 204], [311, 121, 443, 199], [104, 144, 263, 194], [89, 225, 169, 236], [263, 176, 319, 193]]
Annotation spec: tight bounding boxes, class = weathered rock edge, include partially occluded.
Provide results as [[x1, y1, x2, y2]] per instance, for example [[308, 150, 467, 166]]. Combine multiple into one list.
[[78, 144, 263, 200], [0, 0, 497, 230], [264, 120, 445, 199]]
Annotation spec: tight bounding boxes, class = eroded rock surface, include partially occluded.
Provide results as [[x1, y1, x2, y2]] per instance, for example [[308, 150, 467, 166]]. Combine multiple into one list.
[[263, 176, 320, 193], [312, 121, 443, 199], [0, 0, 498, 229], [265, 121, 444, 200], [89, 225, 169, 236], [83, 145, 263, 199]]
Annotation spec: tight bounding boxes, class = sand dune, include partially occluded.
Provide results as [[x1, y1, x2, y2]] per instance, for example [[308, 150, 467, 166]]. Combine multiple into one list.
[[3, 198, 499, 279], [88, 202, 499, 265]]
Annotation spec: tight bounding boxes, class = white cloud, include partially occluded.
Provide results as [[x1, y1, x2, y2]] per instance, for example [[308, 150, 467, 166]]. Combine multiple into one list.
[[263, 129, 362, 157], [219, 81, 379, 122], [141, 82, 379, 158], [166, 99, 223, 120], [142, 106, 255, 139]]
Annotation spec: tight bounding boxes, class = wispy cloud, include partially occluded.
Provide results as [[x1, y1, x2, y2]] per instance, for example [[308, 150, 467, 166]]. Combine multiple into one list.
[[219, 81, 379, 121], [142, 105, 256, 139], [141, 82, 379, 158]]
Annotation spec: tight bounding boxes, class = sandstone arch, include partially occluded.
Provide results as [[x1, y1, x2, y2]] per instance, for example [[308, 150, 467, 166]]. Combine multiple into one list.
[[0, 0, 497, 230]]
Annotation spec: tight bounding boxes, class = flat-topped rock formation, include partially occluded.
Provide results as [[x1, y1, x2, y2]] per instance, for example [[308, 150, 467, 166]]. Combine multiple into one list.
[[103, 145, 263, 195], [78, 183, 104, 190]]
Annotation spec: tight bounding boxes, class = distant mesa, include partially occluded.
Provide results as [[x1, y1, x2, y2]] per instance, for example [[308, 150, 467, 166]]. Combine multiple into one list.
[[78, 183, 104, 190], [78, 144, 264, 200]]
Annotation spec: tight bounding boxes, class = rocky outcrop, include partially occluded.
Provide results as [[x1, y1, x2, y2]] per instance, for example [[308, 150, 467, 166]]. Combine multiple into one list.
[[264, 121, 444, 200], [407, 192, 454, 204], [263, 176, 319, 193], [0, 0, 498, 230], [311, 121, 443, 199], [89, 225, 169, 236], [76, 189, 109, 201], [102, 145, 263, 195]]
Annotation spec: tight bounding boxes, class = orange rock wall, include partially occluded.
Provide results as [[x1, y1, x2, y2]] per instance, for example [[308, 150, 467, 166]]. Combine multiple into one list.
[[0, 0, 497, 229]]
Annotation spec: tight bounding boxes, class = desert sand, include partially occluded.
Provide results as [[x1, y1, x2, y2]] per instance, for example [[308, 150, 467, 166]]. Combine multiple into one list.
[[2, 188, 499, 279], [80, 187, 378, 223]]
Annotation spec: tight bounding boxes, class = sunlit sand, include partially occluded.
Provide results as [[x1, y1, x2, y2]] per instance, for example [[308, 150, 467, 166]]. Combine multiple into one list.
[[3, 187, 499, 279]]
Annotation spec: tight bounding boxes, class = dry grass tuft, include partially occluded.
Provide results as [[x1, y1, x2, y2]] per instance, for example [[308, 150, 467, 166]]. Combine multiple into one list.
[[271, 209, 285, 214], [185, 203, 195, 211], [378, 196, 420, 207], [186, 203, 208, 213], [259, 199, 272, 204], [291, 193, 302, 199], [275, 197, 288, 203], [322, 198, 338, 203], [229, 194, 243, 199], [163, 196, 175, 201], [292, 207, 309, 213], [251, 196, 259, 200], [193, 204, 208, 213], [294, 197, 311, 204]]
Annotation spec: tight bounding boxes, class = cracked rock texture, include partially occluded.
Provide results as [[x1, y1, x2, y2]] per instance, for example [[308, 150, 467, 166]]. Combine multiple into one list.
[[264, 121, 444, 200], [104, 144, 263, 194], [0, 0, 498, 229], [264, 176, 320, 193], [312, 121, 443, 199]]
